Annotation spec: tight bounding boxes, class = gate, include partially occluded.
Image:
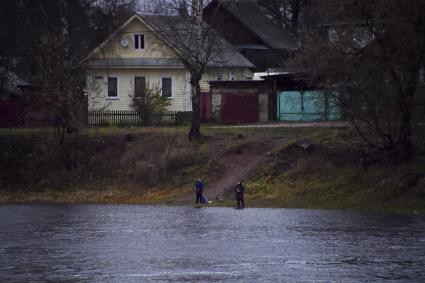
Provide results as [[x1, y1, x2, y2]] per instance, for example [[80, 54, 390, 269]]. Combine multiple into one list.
[[221, 92, 259, 124], [277, 91, 340, 121]]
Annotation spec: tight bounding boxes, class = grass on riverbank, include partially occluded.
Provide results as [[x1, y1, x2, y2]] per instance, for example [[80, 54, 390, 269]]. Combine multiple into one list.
[[244, 138, 425, 213], [1, 125, 425, 213], [0, 183, 190, 205]]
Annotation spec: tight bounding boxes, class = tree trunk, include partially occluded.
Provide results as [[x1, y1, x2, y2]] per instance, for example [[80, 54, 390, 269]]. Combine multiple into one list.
[[291, 0, 301, 34], [188, 78, 202, 141], [188, 0, 203, 142]]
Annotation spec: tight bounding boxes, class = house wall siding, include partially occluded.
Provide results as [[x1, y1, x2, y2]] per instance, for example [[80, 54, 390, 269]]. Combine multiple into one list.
[[86, 16, 254, 112], [88, 67, 252, 111], [94, 18, 177, 59], [88, 68, 188, 111]]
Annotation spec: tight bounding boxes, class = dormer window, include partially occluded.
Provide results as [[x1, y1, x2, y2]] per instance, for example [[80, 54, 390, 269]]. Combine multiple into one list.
[[134, 34, 145, 50]]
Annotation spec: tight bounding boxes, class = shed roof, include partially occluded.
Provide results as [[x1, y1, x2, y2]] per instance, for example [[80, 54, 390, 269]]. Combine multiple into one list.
[[262, 73, 322, 90], [209, 79, 269, 89]]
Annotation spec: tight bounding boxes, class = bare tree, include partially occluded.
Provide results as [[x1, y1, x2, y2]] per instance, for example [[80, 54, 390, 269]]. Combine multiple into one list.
[[257, 0, 308, 35], [295, 0, 425, 161], [1, 0, 136, 135], [143, 0, 232, 141]]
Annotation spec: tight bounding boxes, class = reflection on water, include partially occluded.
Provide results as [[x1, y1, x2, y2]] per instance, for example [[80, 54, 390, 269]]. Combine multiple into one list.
[[0, 205, 424, 282]]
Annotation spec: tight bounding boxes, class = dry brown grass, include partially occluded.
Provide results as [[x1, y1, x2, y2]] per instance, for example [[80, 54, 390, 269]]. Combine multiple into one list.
[[2, 127, 424, 212], [0, 130, 207, 194]]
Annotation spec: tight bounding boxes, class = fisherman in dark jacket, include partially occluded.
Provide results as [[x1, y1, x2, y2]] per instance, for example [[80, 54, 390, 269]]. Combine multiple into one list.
[[195, 179, 204, 204], [235, 180, 245, 209]]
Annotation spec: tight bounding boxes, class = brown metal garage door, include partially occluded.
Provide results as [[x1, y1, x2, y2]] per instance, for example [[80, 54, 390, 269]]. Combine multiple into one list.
[[221, 92, 259, 124], [200, 92, 212, 122]]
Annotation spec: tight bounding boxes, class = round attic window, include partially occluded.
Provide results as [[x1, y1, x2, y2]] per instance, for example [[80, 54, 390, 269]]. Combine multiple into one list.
[[120, 36, 129, 48]]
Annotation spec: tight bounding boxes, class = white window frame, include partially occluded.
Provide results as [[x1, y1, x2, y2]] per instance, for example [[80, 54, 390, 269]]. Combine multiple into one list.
[[160, 76, 173, 98], [133, 33, 145, 50], [106, 76, 119, 100]]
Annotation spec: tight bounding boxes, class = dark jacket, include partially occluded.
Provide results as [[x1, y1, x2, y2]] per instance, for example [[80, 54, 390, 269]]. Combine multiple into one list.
[[235, 183, 245, 199], [195, 180, 204, 194]]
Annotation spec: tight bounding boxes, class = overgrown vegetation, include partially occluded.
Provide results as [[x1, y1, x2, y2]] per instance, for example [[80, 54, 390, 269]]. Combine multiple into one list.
[[0, 128, 207, 195], [131, 82, 172, 126], [246, 130, 425, 213], [1, 126, 424, 212]]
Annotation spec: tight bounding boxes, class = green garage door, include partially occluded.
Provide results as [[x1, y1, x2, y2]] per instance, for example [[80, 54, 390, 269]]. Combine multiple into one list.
[[277, 91, 341, 121]]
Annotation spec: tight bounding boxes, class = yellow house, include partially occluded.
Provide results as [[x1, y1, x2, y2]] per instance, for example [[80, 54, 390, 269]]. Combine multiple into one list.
[[82, 13, 255, 112]]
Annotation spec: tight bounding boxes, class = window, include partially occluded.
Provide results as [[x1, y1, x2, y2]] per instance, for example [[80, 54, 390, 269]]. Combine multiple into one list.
[[89, 75, 104, 97], [134, 77, 146, 98], [107, 77, 118, 98], [161, 77, 172, 98], [216, 74, 223, 81], [134, 34, 145, 50]]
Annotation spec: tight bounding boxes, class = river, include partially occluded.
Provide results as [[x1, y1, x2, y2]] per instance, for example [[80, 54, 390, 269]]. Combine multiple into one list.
[[0, 205, 424, 282]]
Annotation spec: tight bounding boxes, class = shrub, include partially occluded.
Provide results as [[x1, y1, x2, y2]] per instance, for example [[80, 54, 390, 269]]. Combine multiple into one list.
[[131, 82, 171, 126]]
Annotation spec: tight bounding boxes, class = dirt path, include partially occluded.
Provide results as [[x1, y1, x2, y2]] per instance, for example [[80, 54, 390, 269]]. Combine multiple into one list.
[[209, 138, 279, 199], [179, 136, 282, 203]]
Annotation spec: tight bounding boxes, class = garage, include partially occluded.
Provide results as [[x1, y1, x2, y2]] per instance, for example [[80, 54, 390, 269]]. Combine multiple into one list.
[[206, 80, 269, 124], [221, 92, 259, 124]]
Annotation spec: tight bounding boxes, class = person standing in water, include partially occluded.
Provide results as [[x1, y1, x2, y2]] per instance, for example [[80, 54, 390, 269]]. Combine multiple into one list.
[[235, 180, 245, 209], [194, 179, 204, 204]]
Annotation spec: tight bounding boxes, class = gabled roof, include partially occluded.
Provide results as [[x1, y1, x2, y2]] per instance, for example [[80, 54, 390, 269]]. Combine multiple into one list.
[[83, 13, 254, 69], [139, 14, 255, 68], [82, 14, 142, 63], [204, 0, 298, 50]]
